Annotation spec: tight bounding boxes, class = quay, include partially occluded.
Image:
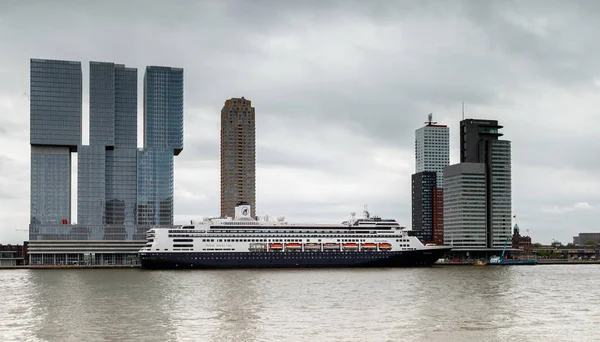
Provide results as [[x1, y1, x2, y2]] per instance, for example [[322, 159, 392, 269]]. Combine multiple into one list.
[[435, 259, 600, 266], [0, 265, 140, 270]]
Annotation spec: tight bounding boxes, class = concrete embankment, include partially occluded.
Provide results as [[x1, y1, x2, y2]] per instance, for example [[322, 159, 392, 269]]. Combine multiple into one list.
[[435, 260, 600, 266], [0, 265, 141, 270]]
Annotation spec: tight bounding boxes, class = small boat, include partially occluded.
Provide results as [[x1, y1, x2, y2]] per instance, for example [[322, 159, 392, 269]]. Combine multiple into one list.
[[248, 243, 267, 251], [303, 243, 321, 250], [285, 243, 302, 250], [488, 238, 537, 266], [474, 259, 487, 266], [269, 243, 283, 250], [342, 243, 359, 250], [323, 243, 340, 250], [489, 256, 537, 265], [378, 243, 392, 251], [361, 243, 377, 250]]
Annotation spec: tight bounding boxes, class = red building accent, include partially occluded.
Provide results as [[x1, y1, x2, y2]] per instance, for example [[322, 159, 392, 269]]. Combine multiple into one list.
[[432, 188, 444, 245]]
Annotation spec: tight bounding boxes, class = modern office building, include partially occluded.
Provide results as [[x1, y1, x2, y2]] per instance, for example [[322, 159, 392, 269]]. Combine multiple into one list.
[[30, 59, 81, 226], [415, 113, 449, 187], [411, 172, 436, 243], [137, 66, 184, 225], [220, 97, 256, 218], [573, 233, 600, 246], [432, 188, 444, 245], [443, 119, 512, 250], [443, 163, 487, 248], [78, 62, 138, 229], [411, 114, 448, 244], [28, 59, 183, 265]]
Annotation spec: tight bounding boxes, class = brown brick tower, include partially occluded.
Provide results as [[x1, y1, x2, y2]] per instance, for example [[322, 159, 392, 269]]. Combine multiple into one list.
[[220, 97, 256, 218]]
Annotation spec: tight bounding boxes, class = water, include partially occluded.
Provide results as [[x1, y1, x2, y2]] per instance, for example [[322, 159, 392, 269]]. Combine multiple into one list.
[[0, 266, 598, 342]]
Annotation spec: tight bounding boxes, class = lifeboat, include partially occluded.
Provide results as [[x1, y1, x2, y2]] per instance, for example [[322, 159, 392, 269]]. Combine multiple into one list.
[[323, 243, 340, 250], [379, 243, 392, 250], [342, 243, 359, 250], [361, 243, 377, 250], [285, 243, 302, 250], [304, 243, 321, 250], [248, 243, 267, 251], [269, 243, 283, 250]]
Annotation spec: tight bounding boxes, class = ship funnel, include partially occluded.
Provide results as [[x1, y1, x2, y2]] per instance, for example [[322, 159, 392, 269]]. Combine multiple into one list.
[[234, 202, 254, 221]]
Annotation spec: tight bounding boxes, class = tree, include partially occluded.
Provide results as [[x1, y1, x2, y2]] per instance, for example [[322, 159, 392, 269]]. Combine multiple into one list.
[[533, 242, 543, 248], [566, 243, 575, 247], [584, 240, 597, 246]]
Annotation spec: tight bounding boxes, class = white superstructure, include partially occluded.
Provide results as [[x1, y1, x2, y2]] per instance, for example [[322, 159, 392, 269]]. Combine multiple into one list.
[[141, 206, 428, 254]]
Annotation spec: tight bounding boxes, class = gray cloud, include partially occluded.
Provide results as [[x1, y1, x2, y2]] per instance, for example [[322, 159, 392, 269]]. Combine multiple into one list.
[[1, 0, 599, 244]]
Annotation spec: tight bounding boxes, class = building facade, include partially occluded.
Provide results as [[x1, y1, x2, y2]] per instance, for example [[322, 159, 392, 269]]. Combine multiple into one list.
[[573, 233, 600, 246], [432, 188, 444, 245], [412, 114, 448, 244], [30, 59, 81, 226], [138, 66, 184, 225], [443, 163, 487, 248], [415, 114, 449, 187], [511, 224, 532, 255], [220, 97, 256, 218], [490, 139, 512, 247], [442, 119, 512, 249], [411, 171, 436, 242], [78, 62, 138, 229]]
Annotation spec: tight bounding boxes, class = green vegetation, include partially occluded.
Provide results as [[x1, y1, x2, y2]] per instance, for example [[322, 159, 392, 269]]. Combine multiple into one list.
[[584, 240, 597, 246]]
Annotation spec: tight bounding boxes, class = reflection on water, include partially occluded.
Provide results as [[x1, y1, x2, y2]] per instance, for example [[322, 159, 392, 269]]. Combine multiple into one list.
[[0, 266, 599, 342]]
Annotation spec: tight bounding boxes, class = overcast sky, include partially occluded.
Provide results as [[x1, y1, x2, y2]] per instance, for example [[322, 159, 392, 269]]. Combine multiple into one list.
[[1, 0, 599, 245]]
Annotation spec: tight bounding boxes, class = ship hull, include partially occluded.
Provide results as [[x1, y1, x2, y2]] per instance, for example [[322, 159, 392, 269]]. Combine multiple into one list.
[[140, 248, 451, 269]]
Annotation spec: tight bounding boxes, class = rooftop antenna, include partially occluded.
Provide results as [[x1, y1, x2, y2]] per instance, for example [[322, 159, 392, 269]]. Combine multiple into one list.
[[425, 113, 437, 126], [462, 102, 465, 121]]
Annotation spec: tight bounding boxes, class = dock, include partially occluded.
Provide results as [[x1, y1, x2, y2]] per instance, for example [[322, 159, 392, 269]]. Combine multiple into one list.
[[0, 265, 141, 270]]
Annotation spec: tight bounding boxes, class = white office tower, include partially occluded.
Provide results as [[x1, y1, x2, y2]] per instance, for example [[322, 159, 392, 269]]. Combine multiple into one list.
[[415, 113, 450, 187]]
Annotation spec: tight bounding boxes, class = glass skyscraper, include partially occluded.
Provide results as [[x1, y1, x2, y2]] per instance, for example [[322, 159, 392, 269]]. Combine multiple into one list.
[[30, 59, 82, 226], [78, 62, 138, 237], [29, 59, 183, 265], [138, 66, 183, 225]]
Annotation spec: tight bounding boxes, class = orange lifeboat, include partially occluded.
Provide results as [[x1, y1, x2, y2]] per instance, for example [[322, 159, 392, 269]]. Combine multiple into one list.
[[379, 243, 392, 250], [361, 243, 377, 250], [269, 243, 283, 250], [342, 243, 359, 250]]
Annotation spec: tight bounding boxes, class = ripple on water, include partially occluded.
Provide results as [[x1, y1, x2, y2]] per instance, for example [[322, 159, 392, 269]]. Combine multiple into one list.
[[0, 265, 599, 342]]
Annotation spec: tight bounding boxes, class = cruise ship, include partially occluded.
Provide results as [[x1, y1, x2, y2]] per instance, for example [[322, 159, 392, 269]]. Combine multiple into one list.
[[139, 203, 451, 269]]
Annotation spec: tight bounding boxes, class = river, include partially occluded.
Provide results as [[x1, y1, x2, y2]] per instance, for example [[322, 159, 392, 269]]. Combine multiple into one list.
[[0, 265, 598, 341]]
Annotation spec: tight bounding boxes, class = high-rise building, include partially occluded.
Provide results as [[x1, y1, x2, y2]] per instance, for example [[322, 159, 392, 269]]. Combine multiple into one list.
[[443, 119, 512, 249], [415, 113, 449, 187], [220, 97, 256, 218], [78, 62, 138, 230], [411, 114, 449, 244], [443, 163, 487, 247], [411, 171, 436, 242], [432, 188, 444, 245], [30, 59, 82, 226], [137, 66, 184, 225], [28, 59, 183, 265]]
